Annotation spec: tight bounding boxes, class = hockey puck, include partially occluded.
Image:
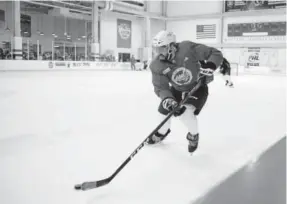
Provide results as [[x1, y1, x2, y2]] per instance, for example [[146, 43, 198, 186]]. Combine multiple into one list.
[[74, 184, 82, 190]]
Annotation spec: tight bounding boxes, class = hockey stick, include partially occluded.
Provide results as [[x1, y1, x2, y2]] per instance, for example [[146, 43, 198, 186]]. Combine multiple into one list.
[[74, 77, 204, 191]]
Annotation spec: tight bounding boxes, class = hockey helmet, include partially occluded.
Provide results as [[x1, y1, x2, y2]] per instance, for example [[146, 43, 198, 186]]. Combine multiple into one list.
[[152, 30, 176, 48], [152, 30, 177, 60]]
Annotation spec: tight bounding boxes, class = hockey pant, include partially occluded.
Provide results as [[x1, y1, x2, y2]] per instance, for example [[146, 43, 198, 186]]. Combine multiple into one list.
[[157, 85, 208, 135]]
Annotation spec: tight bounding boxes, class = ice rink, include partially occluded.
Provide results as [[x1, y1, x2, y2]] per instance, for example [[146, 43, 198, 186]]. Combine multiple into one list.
[[0, 70, 286, 204]]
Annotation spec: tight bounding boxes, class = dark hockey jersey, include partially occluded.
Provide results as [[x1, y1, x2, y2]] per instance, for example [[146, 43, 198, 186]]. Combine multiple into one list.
[[149, 41, 223, 100]]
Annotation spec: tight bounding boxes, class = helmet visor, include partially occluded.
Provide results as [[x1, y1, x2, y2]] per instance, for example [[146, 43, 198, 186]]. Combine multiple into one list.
[[152, 45, 168, 57]]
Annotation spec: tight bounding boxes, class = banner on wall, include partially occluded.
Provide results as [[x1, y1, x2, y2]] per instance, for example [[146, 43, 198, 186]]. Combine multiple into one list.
[[117, 19, 132, 48], [48, 61, 91, 69], [21, 14, 31, 38], [242, 47, 283, 68], [225, 0, 286, 12], [242, 47, 282, 74], [242, 47, 271, 74], [245, 47, 260, 67], [44, 61, 142, 70], [0, 10, 4, 29]]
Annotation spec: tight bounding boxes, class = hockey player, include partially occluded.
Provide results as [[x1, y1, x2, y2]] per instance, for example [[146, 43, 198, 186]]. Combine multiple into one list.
[[200, 57, 234, 87], [219, 57, 234, 87], [147, 30, 223, 153]]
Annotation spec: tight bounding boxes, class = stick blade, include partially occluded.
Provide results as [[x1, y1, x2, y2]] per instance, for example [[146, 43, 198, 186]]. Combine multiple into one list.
[[74, 178, 111, 191]]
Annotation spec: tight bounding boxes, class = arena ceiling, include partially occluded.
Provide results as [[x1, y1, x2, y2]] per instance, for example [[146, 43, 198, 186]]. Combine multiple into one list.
[[21, 1, 94, 15]]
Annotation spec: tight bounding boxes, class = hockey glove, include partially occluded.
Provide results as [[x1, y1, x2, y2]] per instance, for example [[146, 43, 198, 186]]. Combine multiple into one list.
[[161, 97, 186, 117], [199, 61, 216, 84]]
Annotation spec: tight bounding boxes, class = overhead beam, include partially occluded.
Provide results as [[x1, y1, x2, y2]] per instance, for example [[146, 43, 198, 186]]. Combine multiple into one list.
[[53, 0, 92, 10], [21, 0, 92, 14], [22, 0, 167, 20]]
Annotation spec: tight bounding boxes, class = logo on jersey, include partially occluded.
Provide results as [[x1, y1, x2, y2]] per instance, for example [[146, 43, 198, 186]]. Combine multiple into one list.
[[162, 67, 171, 75], [171, 67, 192, 85]]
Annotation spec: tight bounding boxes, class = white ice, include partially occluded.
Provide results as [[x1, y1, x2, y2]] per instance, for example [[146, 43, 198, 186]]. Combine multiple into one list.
[[0, 70, 286, 204]]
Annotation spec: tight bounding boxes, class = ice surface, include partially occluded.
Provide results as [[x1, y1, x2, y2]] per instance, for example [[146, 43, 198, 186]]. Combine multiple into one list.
[[0, 70, 286, 204]]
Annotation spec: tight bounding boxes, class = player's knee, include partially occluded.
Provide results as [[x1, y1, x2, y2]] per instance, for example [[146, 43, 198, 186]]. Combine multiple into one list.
[[182, 105, 196, 116], [185, 104, 201, 116]]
